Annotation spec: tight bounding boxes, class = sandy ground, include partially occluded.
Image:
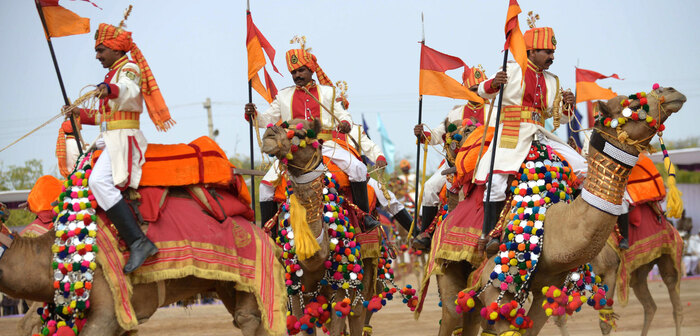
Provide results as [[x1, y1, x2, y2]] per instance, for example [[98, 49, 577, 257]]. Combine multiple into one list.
[[1, 275, 698, 335]]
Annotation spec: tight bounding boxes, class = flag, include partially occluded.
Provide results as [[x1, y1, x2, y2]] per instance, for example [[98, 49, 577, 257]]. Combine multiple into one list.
[[586, 101, 596, 129], [377, 114, 395, 174], [575, 67, 621, 104], [246, 11, 280, 103], [362, 113, 369, 136], [38, 0, 91, 38], [566, 107, 583, 149], [504, 0, 527, 80], [419, 44, 483, 103]]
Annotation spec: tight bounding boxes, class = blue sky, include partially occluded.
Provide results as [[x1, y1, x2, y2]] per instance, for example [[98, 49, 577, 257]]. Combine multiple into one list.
[[1, 0, 698, 176]]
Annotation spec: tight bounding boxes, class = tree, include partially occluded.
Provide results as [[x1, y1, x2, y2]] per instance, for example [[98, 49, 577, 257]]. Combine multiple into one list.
[[0, 159, 44, 191]]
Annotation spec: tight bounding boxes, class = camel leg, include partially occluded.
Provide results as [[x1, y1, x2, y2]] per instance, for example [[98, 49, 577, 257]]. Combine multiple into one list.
[[437, 262, 470, 336], [524, 289, 550, 335], [81, 269, 123, 335], [630, 263, 656, 336], [553, 315, 570, 336], [16, 301, 42, 336], [216, 282, 265, 336], [657, 255, 683, 336], [461, 298, 483, 336]]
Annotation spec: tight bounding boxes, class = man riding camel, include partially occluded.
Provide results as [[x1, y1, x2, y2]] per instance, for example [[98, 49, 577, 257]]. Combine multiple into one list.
[[245, 45, 380, 232], [413, 65, 492, 249], [474, 23, 587, 252], [63, 21, 174, 274]]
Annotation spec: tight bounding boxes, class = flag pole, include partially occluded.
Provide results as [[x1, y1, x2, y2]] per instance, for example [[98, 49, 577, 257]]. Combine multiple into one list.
[[246, 0, 257, 222], [412, 12, 425, 233], [34, 0, 83, 155], [482, 46, 509, 237]]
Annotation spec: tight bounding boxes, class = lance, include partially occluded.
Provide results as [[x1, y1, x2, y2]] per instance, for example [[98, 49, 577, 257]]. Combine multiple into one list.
[[246, 0, 257, 221], [411, 12, 425, 234], [34, 0, 83, 155], [482, 43, 510, 238]]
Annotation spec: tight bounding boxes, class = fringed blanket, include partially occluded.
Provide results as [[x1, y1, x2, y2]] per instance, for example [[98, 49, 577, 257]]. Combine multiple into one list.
[[615, 202, 683, 306], [95, 194, 286, 335], [415, 185, 485, 318]]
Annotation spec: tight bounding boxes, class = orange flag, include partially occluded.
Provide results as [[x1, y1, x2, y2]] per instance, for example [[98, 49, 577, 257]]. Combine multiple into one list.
[[38, 0, 91, 38], [246, 11, 279, 103], [504, 0, 527, 80], [575, 67, 621, 103], [419, 44, 483, 103]]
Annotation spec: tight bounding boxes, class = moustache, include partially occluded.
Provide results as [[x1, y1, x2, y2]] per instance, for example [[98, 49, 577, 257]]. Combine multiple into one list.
[[294, 77, 304, 81]]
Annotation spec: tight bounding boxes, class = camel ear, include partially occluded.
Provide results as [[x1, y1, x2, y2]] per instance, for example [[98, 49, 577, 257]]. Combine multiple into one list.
[[313, 119, 322, 136], [596, 100, 612, 118]]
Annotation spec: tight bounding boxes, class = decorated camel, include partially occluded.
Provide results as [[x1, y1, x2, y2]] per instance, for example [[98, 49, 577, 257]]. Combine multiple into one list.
[[556, 201, 684, 336], [261, 119, 416, 336], [415, 87, 685, 336], [0, 137, 287, 336], [471, 87, 686, 335]]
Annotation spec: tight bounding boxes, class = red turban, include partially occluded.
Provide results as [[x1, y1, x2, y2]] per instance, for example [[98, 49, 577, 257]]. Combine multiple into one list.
[[524, 27, 557, 51]]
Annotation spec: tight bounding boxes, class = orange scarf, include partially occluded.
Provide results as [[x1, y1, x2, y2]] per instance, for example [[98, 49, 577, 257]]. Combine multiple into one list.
[[95, 23, 174, 131]]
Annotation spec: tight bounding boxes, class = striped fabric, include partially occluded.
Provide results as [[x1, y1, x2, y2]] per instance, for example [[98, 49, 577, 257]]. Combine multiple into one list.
[[524, 27, 556, 50], [464, 66, 487, 88], [500, 106, 543, 149], [285, 48, 333, 86]]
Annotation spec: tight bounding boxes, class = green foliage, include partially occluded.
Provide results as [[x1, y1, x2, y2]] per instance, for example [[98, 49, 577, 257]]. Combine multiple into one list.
[[651, 136, 700, 150], [655, 163, 700, 184], [0, 159, 44, 191], [5, 208, 36, 228]]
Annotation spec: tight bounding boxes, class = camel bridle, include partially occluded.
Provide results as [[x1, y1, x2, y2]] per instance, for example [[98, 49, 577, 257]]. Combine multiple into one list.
[[0, 225, 13, 260]]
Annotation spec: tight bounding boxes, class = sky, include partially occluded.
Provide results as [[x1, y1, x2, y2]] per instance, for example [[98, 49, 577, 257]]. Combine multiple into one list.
[[1, 0, 699, 177]]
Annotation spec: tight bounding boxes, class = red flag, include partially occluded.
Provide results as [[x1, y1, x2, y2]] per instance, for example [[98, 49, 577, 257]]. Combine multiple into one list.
[[38, 0, 91, 38], [504, 0, 527, 80], [575, 67, 622, 104], [246, 11, 280, 103], [419, 44, 483, 103], [586, 101, 595, 129]]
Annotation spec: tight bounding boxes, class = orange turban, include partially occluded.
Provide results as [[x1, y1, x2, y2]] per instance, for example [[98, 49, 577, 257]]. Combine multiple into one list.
[[285, 49, 333, 86], [27, 175, 63, 213], [399, 160, 411, 170], [95, 23, 175, 131], [524, 27, 556, 51], [464, 66, 487, 88]]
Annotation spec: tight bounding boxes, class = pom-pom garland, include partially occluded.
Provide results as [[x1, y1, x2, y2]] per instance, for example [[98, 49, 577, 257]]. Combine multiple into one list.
[[597, 85, 666, 133], [35, 154, 98, 336]]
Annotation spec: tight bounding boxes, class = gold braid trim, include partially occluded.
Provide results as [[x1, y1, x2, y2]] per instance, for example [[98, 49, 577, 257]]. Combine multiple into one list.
[[290, 174, 324, 226], [598, 307, 618, 329], [585, 151, 632, 204]]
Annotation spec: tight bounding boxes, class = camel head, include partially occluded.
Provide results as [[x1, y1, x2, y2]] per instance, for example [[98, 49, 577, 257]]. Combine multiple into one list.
[[261, 118, 323, 177], [595, 86, 686, 155], [444, 117, 481, 167]]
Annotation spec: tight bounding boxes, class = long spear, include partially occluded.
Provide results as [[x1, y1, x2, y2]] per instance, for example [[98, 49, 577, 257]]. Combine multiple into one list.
[[34, 0, 83, 155], [412, 12, 425, 231], [246, 0, 256, 221]]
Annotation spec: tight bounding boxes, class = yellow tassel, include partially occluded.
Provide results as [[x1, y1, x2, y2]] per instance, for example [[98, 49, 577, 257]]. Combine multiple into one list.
[[289, 194, 320, 260], [664, 161, 684, 219]]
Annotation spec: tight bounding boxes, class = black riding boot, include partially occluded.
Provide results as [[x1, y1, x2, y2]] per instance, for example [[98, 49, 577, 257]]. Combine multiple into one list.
[[106, 198, 158, 274], [393, 208, 415, 237], [618, 212, 630, 250], [483, 201, 506, 255], [350, 181, 381, 232], [260, 200, 279, 236], [413, 205, 438, 251]]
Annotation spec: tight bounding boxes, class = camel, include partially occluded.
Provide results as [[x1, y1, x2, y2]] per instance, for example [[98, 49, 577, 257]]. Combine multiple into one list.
[[0, 225, 272, 336], [261, 119, 379, 336], [556, 202, 683, 336], [472, 87, 686, 335]]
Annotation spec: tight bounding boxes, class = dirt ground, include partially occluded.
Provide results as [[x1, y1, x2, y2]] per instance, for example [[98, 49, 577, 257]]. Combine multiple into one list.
[[1, 276, 698, 335]]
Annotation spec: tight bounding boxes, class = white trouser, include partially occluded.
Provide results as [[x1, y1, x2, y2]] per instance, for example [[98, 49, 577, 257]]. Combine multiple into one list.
[[683, 255, 699, 275], [89, 144, 123, 210], [483, 133, 588, 202], [368, 177, 404, 216], [259, 144, 368, 202], [66, 137, 81, 173], [422, 162, 451, 207]]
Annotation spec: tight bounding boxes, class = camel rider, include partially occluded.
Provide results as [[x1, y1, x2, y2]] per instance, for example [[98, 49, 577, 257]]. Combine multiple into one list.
[[397, 160, 416, 195], [413, 65, 491, 248], [245, 48, 380, 232], [63, 23, 174, 274], [348, 123, 415, 234], [474, 25, 587, 251]]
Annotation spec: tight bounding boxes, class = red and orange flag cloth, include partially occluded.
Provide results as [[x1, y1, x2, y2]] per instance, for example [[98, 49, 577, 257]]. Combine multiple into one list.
[[504, 0, 527, 82], [419, 44, 483, 103], [246, 11, 280, 103], [38, 0, 95, 38], [575, 67, 621, 104]]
